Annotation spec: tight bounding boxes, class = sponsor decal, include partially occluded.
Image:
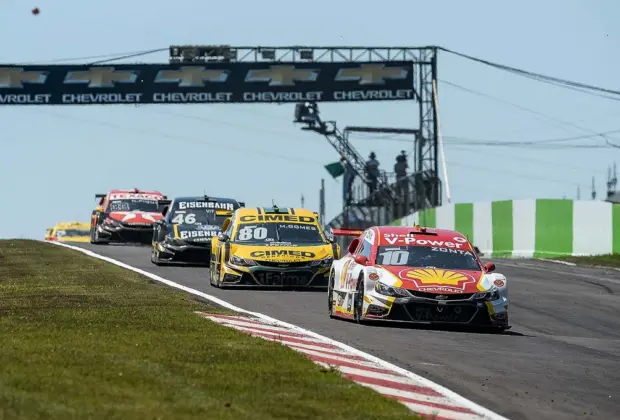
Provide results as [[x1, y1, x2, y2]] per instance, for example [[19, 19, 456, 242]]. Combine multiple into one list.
[[334, 64, 409, 85], [109, 193, 162, 200], [383, 234, 465, 249], [364, 229, 375, 244], [178, 201, 234, 210], [240, 215, 315, 223], [245, 65, 319, 86], [368, 272, 380, 281], [0, 61, 414, 106], [180, 230, 217, 239], [494, 279, 505, 287], [400, 268, 477, 292], [154, 67, 229, 86], [249, 250, 316, 258]]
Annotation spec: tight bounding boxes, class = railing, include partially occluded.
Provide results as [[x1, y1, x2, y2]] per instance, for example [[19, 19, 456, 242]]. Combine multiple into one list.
[[325, 170, 441, 235]]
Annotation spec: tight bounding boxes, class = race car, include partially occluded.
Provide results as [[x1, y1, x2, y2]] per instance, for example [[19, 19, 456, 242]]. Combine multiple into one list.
[[90, 188, 166, 245], [210, 205, 340, 289], [151, 195, 245, 266], [51, 222, 91, 243], [327, 225, 510, 330], [44, 227, 55, 241]]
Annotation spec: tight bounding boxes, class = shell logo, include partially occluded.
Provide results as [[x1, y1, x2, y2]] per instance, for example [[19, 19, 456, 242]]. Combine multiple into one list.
[[401, 268, 476, 290]]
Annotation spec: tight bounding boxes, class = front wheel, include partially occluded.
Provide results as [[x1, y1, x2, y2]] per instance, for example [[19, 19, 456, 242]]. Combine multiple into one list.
[[353, 274, 365, 324], [151, 246, 163, 266], [327, 269, 335, 318], [209, 253, 220, 288]]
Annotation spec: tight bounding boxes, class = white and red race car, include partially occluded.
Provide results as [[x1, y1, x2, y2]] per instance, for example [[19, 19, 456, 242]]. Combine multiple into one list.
[[327, 225, 510, 330], [90, 188, 166, 245]]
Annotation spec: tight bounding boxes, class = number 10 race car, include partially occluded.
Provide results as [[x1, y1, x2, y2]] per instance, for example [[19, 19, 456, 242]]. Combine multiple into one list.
[[327, 225, 510, 330]]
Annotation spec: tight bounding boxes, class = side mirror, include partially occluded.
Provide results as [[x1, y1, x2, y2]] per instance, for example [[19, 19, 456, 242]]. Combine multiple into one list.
[[329, 237, 336, 244], [218, 233, 230, 242], [354, 255, 368, 265], [96, 206, 103, 212], [484, 262, 496, 273], [347, 238, 360, 254]]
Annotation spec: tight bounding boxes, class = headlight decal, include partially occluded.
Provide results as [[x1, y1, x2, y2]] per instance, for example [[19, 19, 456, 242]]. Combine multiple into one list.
[[310, 257, 333, 267], [374, 281, 410, 297], [230, 255, 256, 267]]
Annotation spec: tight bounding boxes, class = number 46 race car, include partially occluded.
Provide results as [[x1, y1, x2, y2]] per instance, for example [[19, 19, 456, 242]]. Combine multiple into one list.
[[327, 225, 510, 330]]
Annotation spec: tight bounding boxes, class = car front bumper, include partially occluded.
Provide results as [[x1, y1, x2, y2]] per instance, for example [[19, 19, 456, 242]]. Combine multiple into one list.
[[156, 241, 211, 265], [219, 263, 330, 289], [98, 223, 154, 244], [362, 290, 509, 328]]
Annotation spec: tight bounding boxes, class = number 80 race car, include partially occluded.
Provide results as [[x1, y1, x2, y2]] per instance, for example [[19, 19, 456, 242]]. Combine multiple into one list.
[[327, 225, 510, 330]]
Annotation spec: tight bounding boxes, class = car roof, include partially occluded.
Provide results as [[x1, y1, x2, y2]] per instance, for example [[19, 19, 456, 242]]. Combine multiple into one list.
[[366, 225, 471, 247], [173, 196, 238, 203], [234, 207, 319, 219], [55, 221, 90, 229]]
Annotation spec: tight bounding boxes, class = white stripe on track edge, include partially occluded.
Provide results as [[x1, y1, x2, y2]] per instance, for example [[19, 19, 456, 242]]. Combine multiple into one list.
[[44, 240, 509, 420]]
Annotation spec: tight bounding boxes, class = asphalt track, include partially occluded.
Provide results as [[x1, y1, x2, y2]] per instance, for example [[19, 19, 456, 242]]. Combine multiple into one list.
[[71, 243, 620, 420]]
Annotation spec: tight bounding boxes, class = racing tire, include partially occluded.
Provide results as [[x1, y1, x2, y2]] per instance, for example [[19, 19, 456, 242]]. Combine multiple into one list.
[[209, 262, 220, 288], [150, 246, 164, 266], [90, 225, 108, 245], [327, 269, 335, 318], [353, 274, 366, 324]]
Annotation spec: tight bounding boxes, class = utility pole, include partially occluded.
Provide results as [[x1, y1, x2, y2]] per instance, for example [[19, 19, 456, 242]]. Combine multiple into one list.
[[592, 176, 596, 200], [576, 185, 580, 200], [319, 179, 326, 227], [301, 194, 305, 208], [607, 162, 618, 199]]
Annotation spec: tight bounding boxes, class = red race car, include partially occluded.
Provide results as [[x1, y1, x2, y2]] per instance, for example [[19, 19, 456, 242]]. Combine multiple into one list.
[[90, 188, 166, 245], [327, 225, 510, 330]]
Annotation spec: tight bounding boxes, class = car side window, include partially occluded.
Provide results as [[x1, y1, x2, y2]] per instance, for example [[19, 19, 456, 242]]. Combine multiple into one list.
[[359, 239, 373, 258], [225, 218, 235, 237]]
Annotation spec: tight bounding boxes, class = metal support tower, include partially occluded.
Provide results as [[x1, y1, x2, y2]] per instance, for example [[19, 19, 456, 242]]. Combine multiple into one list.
[[169, 45, 441, 225]]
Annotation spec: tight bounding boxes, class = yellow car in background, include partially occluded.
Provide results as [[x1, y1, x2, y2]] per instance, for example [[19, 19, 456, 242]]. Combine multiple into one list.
[[51, 222, 91, 243], [210, 206, 340, 289]]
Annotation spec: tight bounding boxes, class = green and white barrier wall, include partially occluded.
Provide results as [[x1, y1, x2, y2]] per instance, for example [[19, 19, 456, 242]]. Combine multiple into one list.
[[391, 199, 620, 258]]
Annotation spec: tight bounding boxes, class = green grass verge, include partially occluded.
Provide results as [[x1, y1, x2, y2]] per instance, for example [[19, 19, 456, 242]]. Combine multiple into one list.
[[0, 240, 417, 419], [555, 253, 620, 269]]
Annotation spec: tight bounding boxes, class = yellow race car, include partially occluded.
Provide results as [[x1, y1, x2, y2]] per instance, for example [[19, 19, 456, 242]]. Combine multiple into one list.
[[210, 206, 340, 289], [51, 222, 91, 243]]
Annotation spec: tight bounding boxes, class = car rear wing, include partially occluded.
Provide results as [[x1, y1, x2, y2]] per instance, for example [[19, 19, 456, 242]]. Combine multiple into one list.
[[238, 202, 245, 208], [331, 228, 364, 237], [158, 199, 172, 207], [95, 193, 106, 199], [215, 209, 233, 217]]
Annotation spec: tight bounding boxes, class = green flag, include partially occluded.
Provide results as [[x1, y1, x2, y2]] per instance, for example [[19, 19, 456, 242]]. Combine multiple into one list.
[[325, 161, 344, 178]]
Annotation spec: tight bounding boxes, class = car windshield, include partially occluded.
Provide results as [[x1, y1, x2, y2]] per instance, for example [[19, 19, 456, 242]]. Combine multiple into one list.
[[108, 199, 160, 212], [56, 229, 89, 237], [375, 246, 481, 271], [170, 209, 227, 226], [234, 223, 325, 244]]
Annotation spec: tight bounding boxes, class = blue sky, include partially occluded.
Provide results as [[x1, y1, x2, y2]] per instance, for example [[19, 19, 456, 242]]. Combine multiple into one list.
[[1, 0, 619, 239]]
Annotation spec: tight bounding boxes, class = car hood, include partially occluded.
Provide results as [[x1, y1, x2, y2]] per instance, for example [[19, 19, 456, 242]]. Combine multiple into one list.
[[378, 265, 487, 294], [107, 211, 163, 224], [232, 244, 332, 262], [173, 224, 221, 242]]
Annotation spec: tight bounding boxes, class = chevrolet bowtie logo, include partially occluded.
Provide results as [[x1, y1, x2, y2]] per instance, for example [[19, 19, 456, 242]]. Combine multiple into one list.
[[154, 66, 229, 87], [245, 65, 319, 86], [63, 67, 138, 88], [335, 64, 409, 85], [0, 68, 48, 88]]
